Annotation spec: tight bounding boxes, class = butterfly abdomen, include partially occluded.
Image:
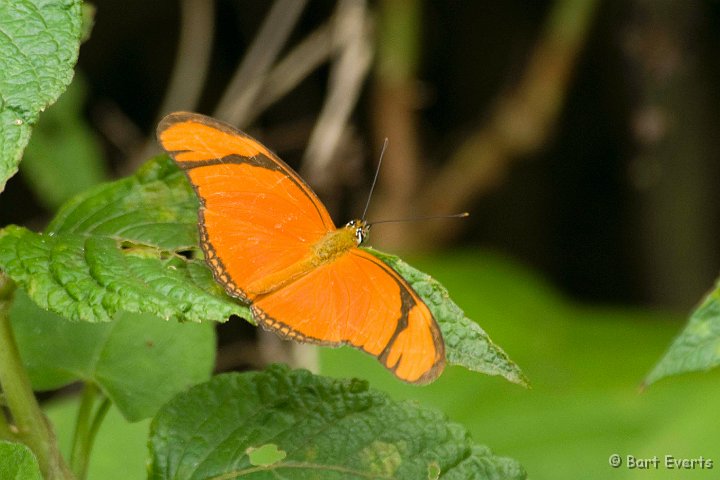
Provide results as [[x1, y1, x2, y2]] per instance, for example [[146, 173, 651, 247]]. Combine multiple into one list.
[[246, 225, 358, 297]]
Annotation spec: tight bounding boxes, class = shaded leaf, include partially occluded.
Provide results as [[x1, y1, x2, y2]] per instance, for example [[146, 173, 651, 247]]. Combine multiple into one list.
[[645, 282, 720, 386], [11, 289, 216, 421], [21, 75, 107, 210], [0, 441, 43, 480], [148, 365, 526, 480], [367, 249, 527, 386], [0, 155, 249, 323], [0, 0, 83, 192]]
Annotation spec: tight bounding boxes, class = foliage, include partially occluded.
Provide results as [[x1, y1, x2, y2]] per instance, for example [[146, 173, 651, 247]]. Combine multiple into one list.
[[0, 152, 526, 478], [10, 290, 216, 422], [148, 366, 526, 480], [0, 441, 43, 480], [0, 0, 83, 192], [0, 156, 249, 324], [645, 279, 720, 386], [38, 251, 720, 480]]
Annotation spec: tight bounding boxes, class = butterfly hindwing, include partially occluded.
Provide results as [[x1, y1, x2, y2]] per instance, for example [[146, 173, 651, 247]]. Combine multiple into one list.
[[252, 248, 445, 384]]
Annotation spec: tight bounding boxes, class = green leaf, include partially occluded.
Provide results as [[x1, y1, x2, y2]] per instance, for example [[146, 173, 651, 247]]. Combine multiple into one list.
[[11, 286, 216, 422], [148, 365, 526, 480], [20, 75, 108, 210], [0, 155, 249, 323], [645, 281, 720, 386], [0, 441, 43, 480], [366, 249, 528, 387], [0, 0, 83, 192]]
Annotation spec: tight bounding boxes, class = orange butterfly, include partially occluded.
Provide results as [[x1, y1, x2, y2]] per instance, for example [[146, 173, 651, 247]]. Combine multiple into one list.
[[157, 112, 445, 383]]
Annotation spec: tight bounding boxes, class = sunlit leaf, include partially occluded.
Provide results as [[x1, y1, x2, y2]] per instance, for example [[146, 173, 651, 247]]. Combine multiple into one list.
[[0, 0, 83, 192], [645, 281, 720, 386], [368, 249, 527, 386], [0, 441, 42, 480], [0, 156, 249, 323]]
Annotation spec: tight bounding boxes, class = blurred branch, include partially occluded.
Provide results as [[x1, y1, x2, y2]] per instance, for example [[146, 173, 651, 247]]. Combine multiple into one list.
[[420, 0, 599, 246], [129, 0, 215, 172], [367, 0, 423, 250], [248, 22, 334, 124], [220, 0, 371, 373], [258, 1, 373, 373], [214, 0, 307, 126], [94, 101, 145, 161], [301, 0, 373, 188], [624, 0, 719, 308], [157, 0, 215, 118]]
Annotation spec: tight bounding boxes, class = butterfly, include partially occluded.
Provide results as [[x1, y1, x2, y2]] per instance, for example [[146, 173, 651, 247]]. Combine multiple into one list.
[[157, 112, 445, 383]]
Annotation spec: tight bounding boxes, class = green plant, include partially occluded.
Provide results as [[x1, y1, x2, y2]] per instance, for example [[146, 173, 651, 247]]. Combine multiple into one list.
[[0, 2, 527, 479], [645, 279, 720, 387]]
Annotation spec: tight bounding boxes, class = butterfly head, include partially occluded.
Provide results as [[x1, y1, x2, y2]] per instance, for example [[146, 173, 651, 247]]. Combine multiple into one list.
[[346, 219, 370, 245]]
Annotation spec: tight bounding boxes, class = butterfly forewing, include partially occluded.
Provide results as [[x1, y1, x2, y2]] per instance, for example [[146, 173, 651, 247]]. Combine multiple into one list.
[[158, 113, 334, 300]]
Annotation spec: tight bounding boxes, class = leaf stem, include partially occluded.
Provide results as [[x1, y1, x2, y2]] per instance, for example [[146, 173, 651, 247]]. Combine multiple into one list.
[[70, 383, 110, 479], [0, 404, 15, 441], [0, 383, 15, 439], [0, 273, 74, 479], [87, 396, 111, 453], [70, 383, 95, 477]]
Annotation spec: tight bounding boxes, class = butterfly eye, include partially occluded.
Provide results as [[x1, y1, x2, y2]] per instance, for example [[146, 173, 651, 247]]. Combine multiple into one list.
[[352, 222, 369, 245]]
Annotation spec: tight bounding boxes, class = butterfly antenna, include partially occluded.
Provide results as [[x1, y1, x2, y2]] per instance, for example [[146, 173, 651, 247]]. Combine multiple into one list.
[[370, 212, 470, 226], [362, 138, 389, 221]]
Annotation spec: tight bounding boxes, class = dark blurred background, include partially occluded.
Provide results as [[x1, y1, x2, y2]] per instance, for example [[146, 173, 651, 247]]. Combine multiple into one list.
[[4, 0, 720, 312]]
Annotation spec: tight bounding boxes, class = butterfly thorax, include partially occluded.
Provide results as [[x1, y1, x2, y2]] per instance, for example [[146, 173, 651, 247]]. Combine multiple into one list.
[[313, 220, 369, 263]]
